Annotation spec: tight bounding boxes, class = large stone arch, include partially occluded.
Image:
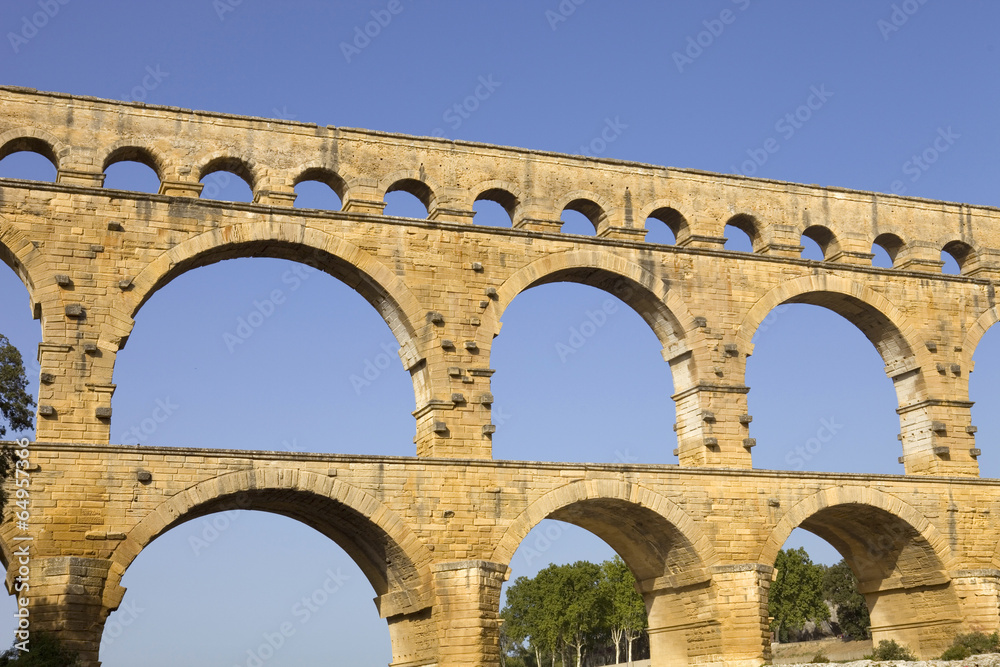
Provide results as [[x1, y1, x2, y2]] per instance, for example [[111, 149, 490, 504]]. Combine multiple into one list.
[[493, 479, 719, 665], [105, 469, 436, 663], [737, 274, 920, 367], [484, 249, 696, 358], [104, 221, 430, 402], [760, 486, 962, 657], [0, 215, 41, 301], [962, 306, 1000, 372], [493, 479, 715, 576]]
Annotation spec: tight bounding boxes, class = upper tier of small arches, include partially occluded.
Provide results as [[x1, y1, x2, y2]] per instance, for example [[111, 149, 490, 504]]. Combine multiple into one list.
[[0, 114, 993, 279]]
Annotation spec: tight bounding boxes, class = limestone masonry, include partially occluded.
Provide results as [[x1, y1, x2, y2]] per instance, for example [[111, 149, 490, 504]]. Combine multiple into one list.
[[2, 87, 1000, 666]]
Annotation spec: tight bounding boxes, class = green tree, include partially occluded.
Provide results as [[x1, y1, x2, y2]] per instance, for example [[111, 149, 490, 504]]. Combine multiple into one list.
[[0, 334, 34, 514], [555, 561, 608, 667], [0, 334, 35, 438], [769, 548, 829, 642], [821, 560, 870, 639], [600, 556, 647, 665], [0, 632, 79, 666], [502, 572, 559, 667]]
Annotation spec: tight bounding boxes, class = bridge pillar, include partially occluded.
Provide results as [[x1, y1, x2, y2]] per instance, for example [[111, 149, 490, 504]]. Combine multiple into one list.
[[950, 569, 1000, 634], [897, 399, 979, 476], [706, 564, 772, 667], [35, 336, 117, 444], [22, 556, 114, 667], [430, 560, 506, 667], [641, 576, 721, 666], [860, 574, 965, 658]]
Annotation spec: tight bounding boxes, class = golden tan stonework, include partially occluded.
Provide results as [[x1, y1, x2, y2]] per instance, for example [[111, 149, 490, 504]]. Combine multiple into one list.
[[2, 87, 1000, 666]]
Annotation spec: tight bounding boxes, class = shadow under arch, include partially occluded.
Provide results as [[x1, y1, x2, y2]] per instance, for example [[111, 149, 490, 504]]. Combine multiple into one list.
[[101, 143, 166, 182], [494, 479, 719, 665], [0, 219, 39, 301], [107, 221, 427, 383], [484, 250, 695, 356], [0, 128, 66, 170], [105, 469, 436, 664], [760, 486, 961, 657], [962, 306, 1000, 373]]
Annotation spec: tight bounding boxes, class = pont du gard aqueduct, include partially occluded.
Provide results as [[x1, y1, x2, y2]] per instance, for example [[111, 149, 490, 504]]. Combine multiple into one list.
[[4, 85, 1000, 667]]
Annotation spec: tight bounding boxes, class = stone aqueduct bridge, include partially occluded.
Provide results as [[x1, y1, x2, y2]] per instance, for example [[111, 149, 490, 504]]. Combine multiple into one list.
[[2, 87, 1000, 665]]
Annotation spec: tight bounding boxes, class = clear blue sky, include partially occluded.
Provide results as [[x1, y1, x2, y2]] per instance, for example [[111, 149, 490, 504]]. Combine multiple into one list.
[[1, 1, 999, 664]]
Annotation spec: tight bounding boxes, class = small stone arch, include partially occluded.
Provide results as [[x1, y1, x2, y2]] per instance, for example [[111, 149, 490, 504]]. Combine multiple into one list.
[[197, 153, 261, 194], [639, 200, 692, 243], [0, 127, 67, 170], [555, 190, 613, 232], [472, 179, 522, 223], [290, 165, 349, 204], [100, 142, 167, 182], [724, 213, 762, 250], [380, 171, 441, 214], [941, 239, 976, 274], [801, 224, 840, 260]]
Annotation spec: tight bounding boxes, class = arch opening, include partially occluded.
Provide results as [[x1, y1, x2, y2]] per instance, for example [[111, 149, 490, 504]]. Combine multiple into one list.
[[383, 179, 431, 218], [764, 496, 962, 659], [473, 188, 517, 227], [103, 150, 161, 194], [0, 243, 40, 442], [746, 301, 904, 474], [199, 157, 255, 202], [801, 225, 836, 261], [871, 233, 903, 269], [498, 489, 713, 667], [724, 214, 758, 252], [102, 482, 434, 666], [0, 137, 58, 182], [491, 278, 678, 464], [645, 207, 685, 245], [293, 168, 345, 211], [969, 323, 1000, 478], [560, 198, 605, 235], [114, 255, 416, 455], [941, 241, 973, 276]]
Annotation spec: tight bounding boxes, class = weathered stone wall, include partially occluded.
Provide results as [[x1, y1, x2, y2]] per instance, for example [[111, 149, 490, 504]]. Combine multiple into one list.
[[2, 87, 1000, 665]]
